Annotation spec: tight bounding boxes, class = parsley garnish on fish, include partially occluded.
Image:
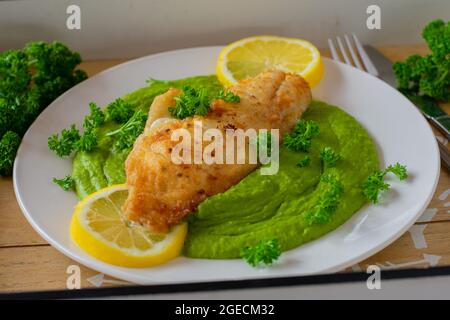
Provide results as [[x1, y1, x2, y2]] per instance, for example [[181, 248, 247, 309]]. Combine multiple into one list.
[[284, 119, 320, 152], [168, 86, 240, 119], [240, 239, 282, 267], [320, 146, 340, 167], [363, 163, 408, 203], [306, 173, 344, 225], [52, 175, 75, 191], [217, 90, 240, 103], [169, 86, 212, 119]]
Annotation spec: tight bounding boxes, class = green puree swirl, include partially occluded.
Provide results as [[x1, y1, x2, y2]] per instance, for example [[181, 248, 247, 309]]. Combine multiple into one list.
[[184, 101, 379, 259], [72, 76, 379, 259]]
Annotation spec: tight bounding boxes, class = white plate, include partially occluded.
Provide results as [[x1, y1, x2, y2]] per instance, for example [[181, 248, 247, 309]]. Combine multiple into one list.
[[14, 47, 440, 285]]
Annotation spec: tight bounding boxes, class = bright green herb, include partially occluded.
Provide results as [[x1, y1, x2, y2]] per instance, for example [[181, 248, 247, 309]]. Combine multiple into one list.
[[217, 90, 240, 103], [296, 155, 311, 168], [393, 19, 449, 101], [168, 86, 241, 119], [83, 102, 105, 131], [52, 175, 75, 191], [107, 110, 148, 150], [306, 174, 344, 225], [75, 130, 98, 152], [0, 131, 21, 176], [0, 41, 87, 175], [48, 124, 80, 157], [169, 86, 211, 119], [106, 98, 135, 124], [283, 119, 320, 152], [385, 163, 408, 180], [320, 146, 340, 167], [240, 239, 282, 267], [363, 163, 408, 203]]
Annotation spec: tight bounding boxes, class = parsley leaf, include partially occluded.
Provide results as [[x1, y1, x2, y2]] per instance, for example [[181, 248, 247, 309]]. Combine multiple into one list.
[[306, 174, 344, 225], [297, 155, 311, 168], [385, 162, 408, 180], [217, 90, 240, 103], [106, 98, 134, 124], [0, 131, 21, 176], [240, 239, 282, 267], [362, 163, 408, 204], [75, 129, 98, 152], [169, 86, 211, 119], [83, 102, 105, 131], [107, 110, 147, 150], [320, 146, 340, 167], [284, 119, 320, 152], [168, 86, 241, 119], [362, 171, 389, 204], [48, 124, 80, 157], [52, 175, 75, 191]]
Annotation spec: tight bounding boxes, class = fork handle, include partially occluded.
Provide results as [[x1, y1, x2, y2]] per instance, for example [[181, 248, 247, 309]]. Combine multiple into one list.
[[436, 137, 450, 171]]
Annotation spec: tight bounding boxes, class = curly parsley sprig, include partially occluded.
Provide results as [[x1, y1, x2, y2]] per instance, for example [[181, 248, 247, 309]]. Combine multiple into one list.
[[363, 163, 408, 203], [297, 155, 311, 168], [48, 124, 80, 157], [106, 110, 147, 150], [393, 19, 449, 101], [53, 175, 75, 191], [284, 119, 320, 152], [320, 146, 340, 167], [217, 90, 240, 103], [48, 102, 106, 156], [106, 98, 135, 124], [168, 86, 240, 119], [306, 173, 344, 225], [240, 239, 282, 267], [0, 131, 21, 176]]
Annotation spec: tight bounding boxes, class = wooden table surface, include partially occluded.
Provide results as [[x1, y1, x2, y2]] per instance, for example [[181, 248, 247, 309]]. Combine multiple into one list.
[[1, 45, 449, 293]]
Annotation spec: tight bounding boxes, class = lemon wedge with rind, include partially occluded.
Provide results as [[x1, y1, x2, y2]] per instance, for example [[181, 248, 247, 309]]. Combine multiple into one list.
[[70, 184, 187, 268], [217, 35, 324, 88]]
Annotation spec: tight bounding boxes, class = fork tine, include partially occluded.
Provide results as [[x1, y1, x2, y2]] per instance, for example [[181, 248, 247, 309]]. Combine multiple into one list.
[[352, 33, 379, 76], [327, 38, 341, 62], [337, 36, 352, 65], [344, 34, 364, 70]]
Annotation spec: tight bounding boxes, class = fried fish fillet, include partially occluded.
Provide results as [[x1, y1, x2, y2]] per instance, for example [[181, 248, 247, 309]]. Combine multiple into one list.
[[124, 70, 312, 232]]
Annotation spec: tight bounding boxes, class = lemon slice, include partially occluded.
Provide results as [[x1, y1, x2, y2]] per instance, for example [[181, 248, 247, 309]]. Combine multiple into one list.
[[70, 184, 187, 268], [217, 35, 324, 88]]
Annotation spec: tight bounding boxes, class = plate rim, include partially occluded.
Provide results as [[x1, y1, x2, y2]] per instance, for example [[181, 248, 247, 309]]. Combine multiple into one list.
[[13, 46, 441, 284]]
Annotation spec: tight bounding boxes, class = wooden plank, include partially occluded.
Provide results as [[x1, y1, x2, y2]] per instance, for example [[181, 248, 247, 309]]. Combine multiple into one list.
[[350, 221, 450, 271], [0, 177, 46, 247], [0, 245, 129, 293], [2, 221, 450, 293]]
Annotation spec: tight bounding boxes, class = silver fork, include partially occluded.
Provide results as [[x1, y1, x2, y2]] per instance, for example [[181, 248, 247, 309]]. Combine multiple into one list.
[[328, 33, 450, 171], [328, 33, 379, 76]]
